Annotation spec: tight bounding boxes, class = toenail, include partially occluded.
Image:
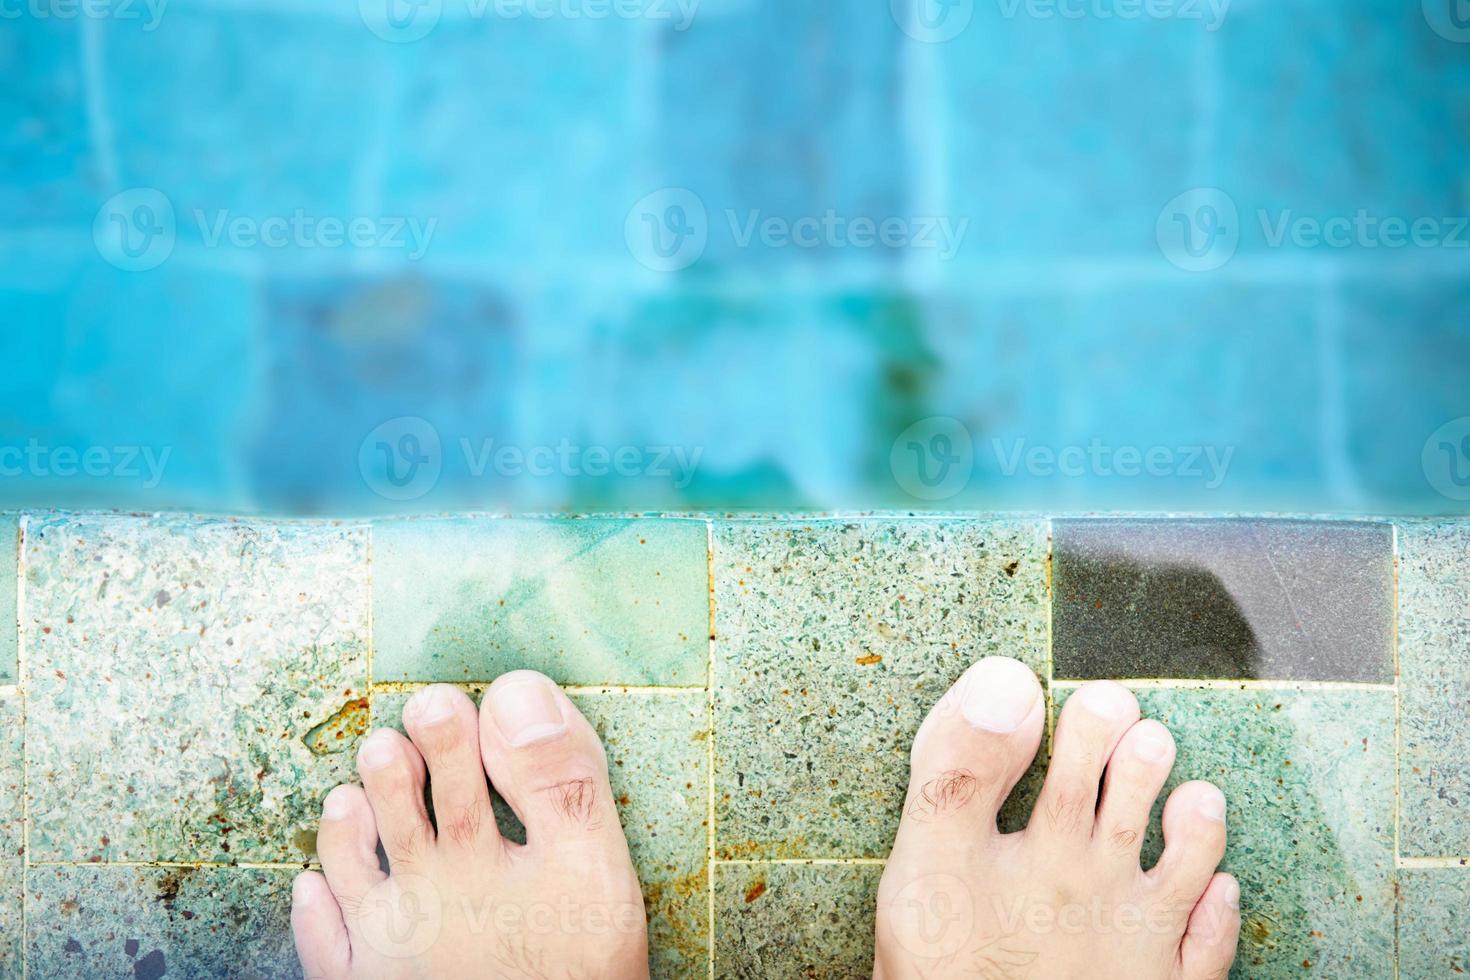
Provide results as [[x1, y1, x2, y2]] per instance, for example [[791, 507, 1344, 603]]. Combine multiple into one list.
[[489, 675, 567, 747], [321, 791, 351, 821], [408, 685, 457, 725], [1075, 682, 1136, 721], [1198, 788, 1227, 823], [358, 733, 398, 770], [960, 658, 1041, 733], [1223, 878, 1241, 909], [1132, 732, 1171, 763]]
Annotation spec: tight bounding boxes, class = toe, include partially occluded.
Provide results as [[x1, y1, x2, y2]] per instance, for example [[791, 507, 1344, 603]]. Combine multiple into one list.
[[292, 871, 352, 980], [357, 728, 435, 868], [1178, 873, 1241, 980], [895, 656, 1044, 845], [402, 684, 498, 851], [1148, 781, 1228, 916], [1030, 681, 1140, 840], [1093, 719, 1175, 860], [315, 784, 386, 922], [478, 670, 624, 849]]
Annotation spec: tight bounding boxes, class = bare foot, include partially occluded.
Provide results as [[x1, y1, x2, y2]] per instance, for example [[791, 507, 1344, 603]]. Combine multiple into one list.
[[291, 672, 649, 979], [875, 657, 1240, 980]]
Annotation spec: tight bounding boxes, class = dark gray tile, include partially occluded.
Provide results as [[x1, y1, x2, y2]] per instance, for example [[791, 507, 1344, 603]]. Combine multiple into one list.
[[1052, 519, 1393, 682]]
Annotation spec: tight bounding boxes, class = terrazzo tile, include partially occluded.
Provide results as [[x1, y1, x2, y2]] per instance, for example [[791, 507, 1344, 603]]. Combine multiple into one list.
[[26, 866, 299, 980], [24, 514, 369, 863], [372, 518, 708, 686], [1398, 520, 1470, 857], [1398, 867, 1470, 979], [0, 515, 16, 684], [713, 862, 880, 980], [374, 688, 710, 979], [1053, 686, 1396, 979], [1052, 519, 1394, 682], [713, 519, 1049, 859], [0, 694, 23, 976]]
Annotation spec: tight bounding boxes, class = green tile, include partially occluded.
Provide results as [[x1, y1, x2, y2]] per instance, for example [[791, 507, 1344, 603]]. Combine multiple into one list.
[[24, 515, 370, 863], [1398, 867, 1470, 978], [0, 694, 21, 976], [714, 862, 879, 980], [373, 687, 710, 979], [1397, 520, 1470, 857], [1054, 686, 1395, 979], [372, 518, 709, 686], [0, 516, 15, 684], [26, 866, 299, 979], [713, 519, 1049, 860]]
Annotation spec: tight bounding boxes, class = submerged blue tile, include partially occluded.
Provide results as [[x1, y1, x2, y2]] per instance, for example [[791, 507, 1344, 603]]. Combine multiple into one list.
[[1052, 519, 1394, 681], [651, 0, 905, 273]]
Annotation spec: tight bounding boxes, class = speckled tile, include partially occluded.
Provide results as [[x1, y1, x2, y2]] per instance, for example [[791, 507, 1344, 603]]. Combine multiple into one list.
[[24, 514, 369, 863], [1052, 519, 1394, 682], [713, 862, 880, 980], [1053, 686, 1395, 979], [373, 688, 710, 979], [26, 865, 299, 980], [1398, 867, 1470, 979], [1398, 520, 1470, 858], [0, 693, 22, 976], [372, 518, 708, 686], [713, 519, 1049, 859], [0, 515, 17, 684]]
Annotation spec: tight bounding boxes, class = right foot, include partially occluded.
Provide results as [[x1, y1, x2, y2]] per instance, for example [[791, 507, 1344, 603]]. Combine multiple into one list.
[[875, 657, 1240, 980]]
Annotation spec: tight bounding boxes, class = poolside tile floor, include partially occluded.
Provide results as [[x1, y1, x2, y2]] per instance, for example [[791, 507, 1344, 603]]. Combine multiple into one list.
[[1, 513, 1464, 978]]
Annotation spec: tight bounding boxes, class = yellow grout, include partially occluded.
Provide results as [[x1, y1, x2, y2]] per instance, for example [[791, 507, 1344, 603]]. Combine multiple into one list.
[[1396, 856, 1470, 869], [365, 524, 375, 730], [713, 858, 887, 867], [27, 860, 316, 870], [1392, 522, 1402, 980], [366, 680, 706, 695], [15, 515, 26, 980], [705, 518, 716, 980], [1050, 678, 1397, 692]]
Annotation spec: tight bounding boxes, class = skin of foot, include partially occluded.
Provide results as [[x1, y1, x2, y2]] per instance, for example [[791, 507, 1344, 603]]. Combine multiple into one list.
[[291, 671, 650, 980], [875, 657, 1241, 980]]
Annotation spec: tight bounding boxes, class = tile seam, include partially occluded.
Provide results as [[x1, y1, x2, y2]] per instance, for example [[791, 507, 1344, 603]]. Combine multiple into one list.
[[1396, 856, 1470, 869], [16, 514, 26, 980], [705, 518, 716, 980], [368, 682, 707, 695], [1391, 521, 1402, 980], [1050, 679, 1396, 691], [26, 860, 315, 870], [712, 859, 887, 867]]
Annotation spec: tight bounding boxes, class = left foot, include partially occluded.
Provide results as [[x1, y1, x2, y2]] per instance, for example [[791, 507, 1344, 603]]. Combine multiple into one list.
[[291, 673, 650, 979]]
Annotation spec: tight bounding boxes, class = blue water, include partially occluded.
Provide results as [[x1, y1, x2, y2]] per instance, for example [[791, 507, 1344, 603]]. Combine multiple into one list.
[[3, 0, 1469, 515]]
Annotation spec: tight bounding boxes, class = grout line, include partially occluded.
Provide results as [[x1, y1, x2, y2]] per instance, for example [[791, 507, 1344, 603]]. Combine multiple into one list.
[[1396, 856, 1470, 869], [367, 681, 707, 695], [1050, 678, 1397, 692], [705, 518, 716, 980], [27, 860, 317, 870], [1043, 520, 1055, 747], [1392, 522, 1402, 980], [365, 525, 375, 729], [16, 515, 26, 980], [713, 858, 888, 867]]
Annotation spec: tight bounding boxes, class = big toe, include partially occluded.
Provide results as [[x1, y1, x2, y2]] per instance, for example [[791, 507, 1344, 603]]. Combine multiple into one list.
[[478, 670, 627, 852], [895, 656, 1045, 845]]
